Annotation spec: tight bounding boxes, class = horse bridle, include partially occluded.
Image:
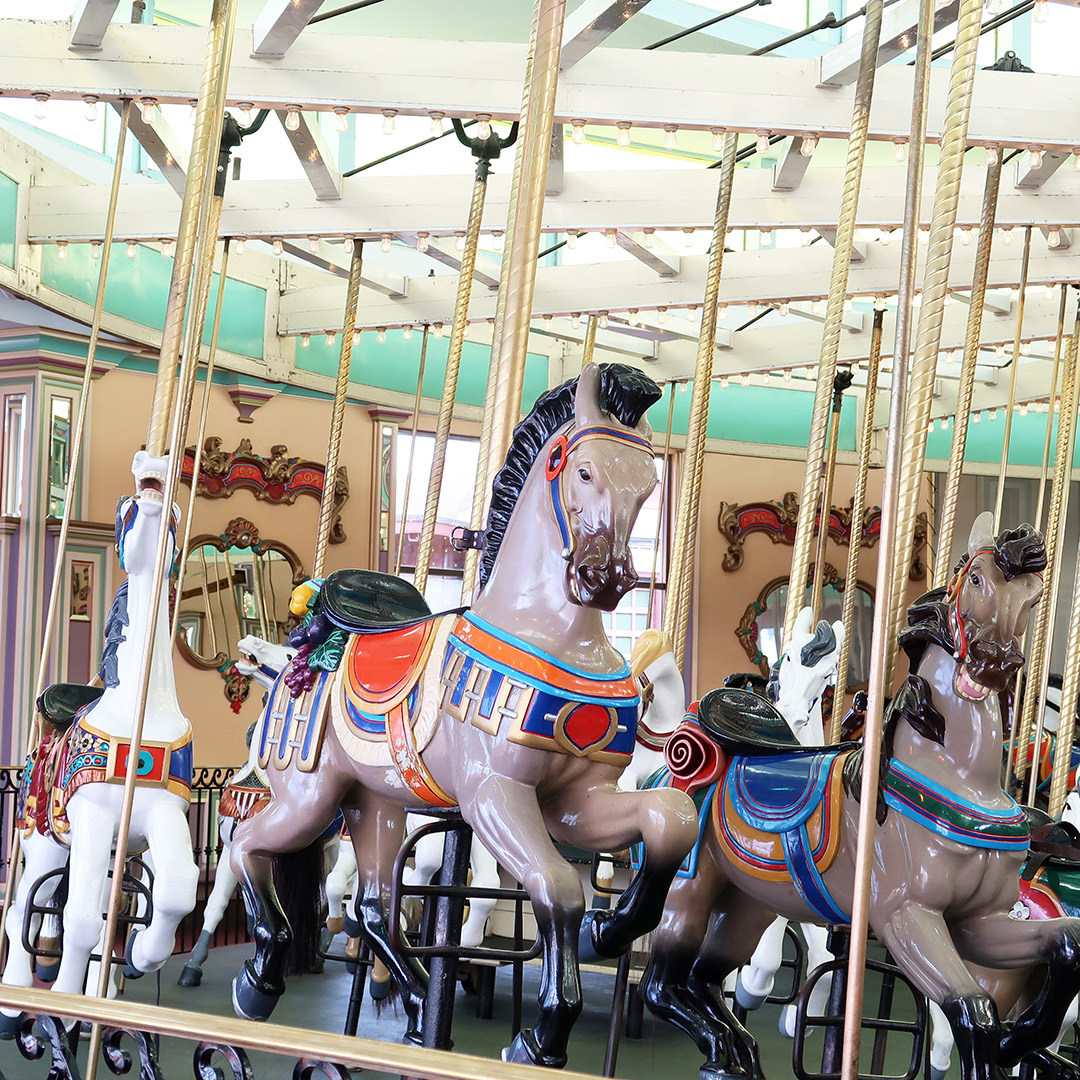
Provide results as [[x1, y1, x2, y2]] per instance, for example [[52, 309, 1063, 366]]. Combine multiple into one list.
[[544, 424, 654, 557]]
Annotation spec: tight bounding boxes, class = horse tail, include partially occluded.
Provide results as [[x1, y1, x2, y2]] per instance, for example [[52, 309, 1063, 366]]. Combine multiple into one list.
[[273, 839, 327, 978]]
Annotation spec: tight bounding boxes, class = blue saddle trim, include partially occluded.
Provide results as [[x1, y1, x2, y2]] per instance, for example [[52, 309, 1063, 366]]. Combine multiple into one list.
[[630, 769, 717, 880], [730, 751, 841, 833], [782, 826, 849, 924]]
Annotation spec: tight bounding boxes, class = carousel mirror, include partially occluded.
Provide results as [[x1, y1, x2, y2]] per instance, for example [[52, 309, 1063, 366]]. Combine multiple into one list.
[[174, 517, 305, 670]]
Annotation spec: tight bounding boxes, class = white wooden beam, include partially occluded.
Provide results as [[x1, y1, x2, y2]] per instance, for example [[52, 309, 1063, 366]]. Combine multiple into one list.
[[1015, 149, 1069, 189], [560, 0, 653, 70], [615, 230, 680, 277], [772, 136, 814, 191], [116, 101, 188, 197], [815, 228, 867, 262], [397, 234, 502, 290], [69, 0, 122, 49], [277, 238, 408, 296], [251, 0, 327, 59], [277, 109, 341, 200]]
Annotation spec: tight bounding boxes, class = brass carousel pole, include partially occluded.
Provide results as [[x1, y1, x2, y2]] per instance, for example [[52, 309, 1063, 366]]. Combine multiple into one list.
[[933, 160, 1001, 582], [0, 100, 133, 974], [991, 226, 1033, 527], [580, 314, 598, 371], [810, 372, 852, 622], [647, 385, 678, 630], [395, 326, 431, 577], [313, 244, 365, 581], [662, 130, 739, 671], [1033, 287, 1069, 531], [831, 310, 884, 739], [846, 0, 984, 1074]]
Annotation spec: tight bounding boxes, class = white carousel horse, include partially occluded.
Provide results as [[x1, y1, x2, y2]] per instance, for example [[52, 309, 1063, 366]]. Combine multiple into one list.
[[733, 607, 845, 1037], [1, 451, 199, 1028], [178, 636, 296, 987]]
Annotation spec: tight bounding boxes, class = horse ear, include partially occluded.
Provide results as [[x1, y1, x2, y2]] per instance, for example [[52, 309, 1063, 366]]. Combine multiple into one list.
[[831, 619, 846, 653], [574, 362, 604, 427], [793, 606, 814, 641], [967, 511, 995, 556]]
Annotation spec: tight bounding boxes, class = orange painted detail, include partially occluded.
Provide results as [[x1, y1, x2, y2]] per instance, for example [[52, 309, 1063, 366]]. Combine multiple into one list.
[[385, 701, 456, 808], [344, 619, 438, 711]]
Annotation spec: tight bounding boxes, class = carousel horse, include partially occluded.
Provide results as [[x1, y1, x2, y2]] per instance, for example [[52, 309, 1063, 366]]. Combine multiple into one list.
[[1, 451, 198, 1027], [230, 362, 699, 1068], [642, 513, 1080, 1080], [1004, 673, 1080, 803]]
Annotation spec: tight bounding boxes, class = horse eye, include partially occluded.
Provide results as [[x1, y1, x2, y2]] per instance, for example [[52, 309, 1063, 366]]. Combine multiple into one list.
[[970, 573, 980, 587], [578, 468, 592, 483]]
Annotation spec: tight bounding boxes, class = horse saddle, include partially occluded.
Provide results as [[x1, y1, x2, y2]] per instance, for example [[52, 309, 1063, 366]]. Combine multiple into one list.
[[37, 683, 104, 729], [698, 688, 858, 756], [318, 569, 436, 634], [715, 747, 853, 925]]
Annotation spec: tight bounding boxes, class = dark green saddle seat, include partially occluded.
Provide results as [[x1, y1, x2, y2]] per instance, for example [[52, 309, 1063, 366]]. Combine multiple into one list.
[[698, 687, 858, 756], [317, 568, 435, 634], [37, 683, 105, 729]]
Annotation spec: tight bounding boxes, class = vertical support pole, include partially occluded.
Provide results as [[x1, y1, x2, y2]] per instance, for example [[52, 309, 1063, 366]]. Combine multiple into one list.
[[810, 373, 852, 623], [395, 326, 431, 577], [662, 131, 739, 672], [784, 0, 884, 645], [646, 387, 677, 630]]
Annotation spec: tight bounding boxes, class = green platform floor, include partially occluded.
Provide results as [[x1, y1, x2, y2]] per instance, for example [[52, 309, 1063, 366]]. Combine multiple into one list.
[[0, 938, 932, 1080]]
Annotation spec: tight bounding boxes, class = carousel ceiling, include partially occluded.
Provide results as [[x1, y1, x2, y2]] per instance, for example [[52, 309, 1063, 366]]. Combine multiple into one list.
[[0, 0, 1078, 457]]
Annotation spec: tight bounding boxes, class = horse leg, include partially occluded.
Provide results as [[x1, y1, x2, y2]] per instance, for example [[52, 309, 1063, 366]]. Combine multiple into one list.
[[873, 903, 1006, 1080], [341, 800, 429, 1042], [324, 842, 356, 936], [463, 775, 586, 1068], [736, 916, 788, 1009], [777, 922, 833, 1039], [124, 799, 198, 975], [230, 772, 344, 1021], [180, 819, 237, 986], [461, 840, 499, 950], [548, 785, 697, 957], [951, 910, 1080, 1068], [928, 1000, 955, 1080]]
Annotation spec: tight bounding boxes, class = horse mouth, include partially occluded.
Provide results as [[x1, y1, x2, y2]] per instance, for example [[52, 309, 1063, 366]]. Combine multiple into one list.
[[136, 473, 165, 502], [955, 665, 992, 702]]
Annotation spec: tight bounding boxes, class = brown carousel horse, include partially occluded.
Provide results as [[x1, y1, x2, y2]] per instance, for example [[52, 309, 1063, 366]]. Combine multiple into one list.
[[229, 363, 698, 1067], [640, 512, 1080, 1080]]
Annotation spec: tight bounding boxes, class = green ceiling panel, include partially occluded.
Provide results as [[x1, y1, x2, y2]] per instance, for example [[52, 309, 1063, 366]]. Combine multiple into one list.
[[40, 242, 265, 358], [925, 411, 1080, 467], [0, 170, 16, 270]]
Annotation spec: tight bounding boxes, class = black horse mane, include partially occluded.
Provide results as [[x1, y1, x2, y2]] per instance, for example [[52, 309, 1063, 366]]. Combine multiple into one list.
[[478, 363, 661, 587], [99, 581, 129, 689]]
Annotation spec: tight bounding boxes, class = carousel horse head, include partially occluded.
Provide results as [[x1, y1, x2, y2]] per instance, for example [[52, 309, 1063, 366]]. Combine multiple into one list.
[[480, 362, 661, 610], [900, 511, 1045, 700], [768, 605, 844, 742], [114, 450, 180, 574]]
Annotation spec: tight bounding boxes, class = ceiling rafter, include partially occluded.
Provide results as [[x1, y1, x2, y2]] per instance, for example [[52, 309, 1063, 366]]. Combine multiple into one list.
[[252, 0, 328, 59]]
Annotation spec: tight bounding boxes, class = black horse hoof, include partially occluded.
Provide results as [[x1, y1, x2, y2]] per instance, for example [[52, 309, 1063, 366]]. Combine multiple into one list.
[[502, 1029, 567, 1069], [177, 963, 203, 988], [701, 1065, 750, 1080], [369, 974, 393, 1001], [34, 960, 59, 984], [582, 908, 628, 960], [231, 963, 281, 1022], [122, 930, 145, 980], [0, 1011, 22, 1041]]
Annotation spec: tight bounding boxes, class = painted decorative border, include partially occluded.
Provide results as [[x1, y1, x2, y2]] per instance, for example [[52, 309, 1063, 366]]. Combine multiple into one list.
[[717, 490, 926, 580], [180, 437, 349, 544]]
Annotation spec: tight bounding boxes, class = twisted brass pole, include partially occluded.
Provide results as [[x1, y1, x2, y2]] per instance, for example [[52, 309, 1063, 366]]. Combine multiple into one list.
[[1033, 286, 1069, 532], [647, 386, 677, 630], [832, 309, 884, 738], [934, 162, 1001, 583], [395, 326, 431, 577], [313, 245, 363, 581], [581, 314, 598, 371], [810, 375, 850, 622], [785, 0, 884, 645], [145, 0, 237, 454], [843, 0, 979, 1076], [663, 131, 739, 672], [991, 226, 1033, 528], [414, 169, 488, 595]]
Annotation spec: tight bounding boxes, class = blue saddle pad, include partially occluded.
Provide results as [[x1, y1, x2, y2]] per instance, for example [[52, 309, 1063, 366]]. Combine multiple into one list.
[[729, 750, 843, 833]]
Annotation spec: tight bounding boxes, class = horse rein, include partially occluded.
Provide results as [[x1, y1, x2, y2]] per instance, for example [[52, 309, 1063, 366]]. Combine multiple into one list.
[[545, 424, 655, 557]]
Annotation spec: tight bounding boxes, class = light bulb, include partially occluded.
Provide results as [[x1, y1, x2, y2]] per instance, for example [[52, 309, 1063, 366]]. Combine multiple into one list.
[[741, 374, 750, 387], [800, 133, 818, 156], [571, 120, 586, 145], [403, 325, 413, 341], [381, 234, 392, 253], [237, 103, 253, 126], [462, 322, 471, 338], [985, 145, 1000, 166], [718, 305, 728, 321], [543, 315, 553, 331], [189, 100, 198, 123], [617, 122, 632, 147], [475, 114, 492, 140], [434, 323, 444, 339], [417, 232, 430, 252], [1019, 404, 1028, 416], [161, 237, 174, 257], [429, 112, 445, 136], [56, 240, 67, 260], [1028, 146, 1044, 169], [973, 410, 981, 423], [749, 302, 760, 317], [985, 0, 1001, 13], [491, 231, 504, 251], [33, 94, 49, 120], [664, 125, 678, 150], [960, 227, 972, 246], [711, 128, 724, 152], [343, 236, 354, 255], [1021, 340, 1031, 355], [598, 312, 609, 329], [778, 301, 789, 317], [301, 333, 310, 348], [1046, 285, 1056, 300], [571, 312, 582, 329], [880, 228, 892, 247], [755, 131, 770, 155], [918, 227, 929, 245], [126, 241, 137, 258], [996, 343, 1006, 358], [1002, 227, 1014, 246], [1074, 150, 1080, 172], [334, 107, 350, 134], [1048, 227, 1062, 249], [382, 109, 397, 135], [1034, 0, 1048, 21], [83, 95, 99, 122], [657, 307, 668, 324], [605, 230, 617, 249], [377, 327, 386, 344], [893, 139, 907, 163], [783, 369, 792, 381], [720, 377, 729, 389], [454, 232, 466, 252], [844, 297, 854, 312], [927, 420, 935, 434], [762, 371, 771, 384], [326, 331, 336, 346], [567, 232, 578, 249], [234, 237, 245, 255], [759, 229, 772, 248], [308, 236, 320, 254], [90, 241, 101, 259], [272, 237, 283, 256], [812, 298, 823, 315], [139, 98, 157, 124], [353, 329, 360, 345], [989, 409, 997, 421], [642, 229, 655, 249], [682, 228, 695, 248], [284, 106, 301, 132], [875, 295, 887, 311], [679, 381, 688, 393], [946, 349, 956, 364], [942, 417, 949, 430]]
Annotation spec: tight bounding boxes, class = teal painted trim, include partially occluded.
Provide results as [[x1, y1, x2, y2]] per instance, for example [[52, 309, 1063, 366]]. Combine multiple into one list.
[[926, 411, 1080, 467], [40, 242, 266, 359], [0, 170, 16, 270]]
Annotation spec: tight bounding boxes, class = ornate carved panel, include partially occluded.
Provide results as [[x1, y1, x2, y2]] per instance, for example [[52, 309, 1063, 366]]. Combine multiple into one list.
[[180, 438, 349, 544]]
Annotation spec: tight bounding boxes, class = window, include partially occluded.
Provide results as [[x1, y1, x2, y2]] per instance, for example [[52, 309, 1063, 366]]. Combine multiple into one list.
[[48, 396, 72, 518], [1, 393, 26, 516]]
